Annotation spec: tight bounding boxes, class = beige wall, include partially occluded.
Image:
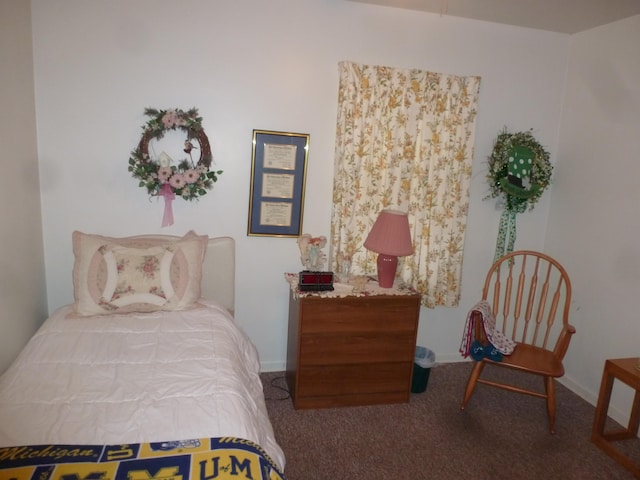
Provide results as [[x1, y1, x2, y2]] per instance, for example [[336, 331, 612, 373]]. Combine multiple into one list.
[[31, 0, 569, 371], [547, 14, 640, 420], [0, 0, 47, 373], [14, 0, 639, 425]]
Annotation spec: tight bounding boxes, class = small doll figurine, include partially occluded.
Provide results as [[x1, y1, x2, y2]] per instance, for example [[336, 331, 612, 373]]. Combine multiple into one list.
[[298, 234, 327, 271]]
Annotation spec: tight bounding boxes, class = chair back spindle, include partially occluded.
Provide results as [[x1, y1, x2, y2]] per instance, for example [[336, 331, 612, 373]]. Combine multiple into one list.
[[483, 251, 571, 351]]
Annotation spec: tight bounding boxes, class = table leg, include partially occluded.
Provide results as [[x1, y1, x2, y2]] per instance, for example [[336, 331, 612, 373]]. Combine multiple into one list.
[[591, 360, 640, 479], [628, 389, 640, 436], [592, 367, 614, 438]]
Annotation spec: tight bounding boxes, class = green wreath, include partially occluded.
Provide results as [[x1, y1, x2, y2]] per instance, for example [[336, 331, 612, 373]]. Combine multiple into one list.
[[486, 129, 552, 214], [128, 107, 222, 201]]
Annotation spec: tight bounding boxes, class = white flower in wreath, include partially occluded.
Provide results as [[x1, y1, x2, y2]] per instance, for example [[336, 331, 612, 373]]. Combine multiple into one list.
[[158, 151, 173, 167]]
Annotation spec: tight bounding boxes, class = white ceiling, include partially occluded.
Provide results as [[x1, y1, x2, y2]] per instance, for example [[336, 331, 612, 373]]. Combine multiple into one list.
[[346, 0, 640, 34]]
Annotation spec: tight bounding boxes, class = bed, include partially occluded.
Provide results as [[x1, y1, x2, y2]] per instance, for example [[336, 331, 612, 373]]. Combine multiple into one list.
[[0, 231, 286, 479]]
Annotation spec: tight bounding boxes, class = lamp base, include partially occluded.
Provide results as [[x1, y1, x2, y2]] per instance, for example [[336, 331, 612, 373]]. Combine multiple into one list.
[[377, 254, 398, 288]]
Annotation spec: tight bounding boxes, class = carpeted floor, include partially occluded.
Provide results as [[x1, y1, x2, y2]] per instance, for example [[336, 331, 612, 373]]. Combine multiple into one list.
[[262, 362, 639, 479]]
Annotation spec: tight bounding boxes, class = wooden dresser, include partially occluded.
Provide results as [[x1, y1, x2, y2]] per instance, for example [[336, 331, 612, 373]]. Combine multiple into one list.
[[285, 288, 421, 409]]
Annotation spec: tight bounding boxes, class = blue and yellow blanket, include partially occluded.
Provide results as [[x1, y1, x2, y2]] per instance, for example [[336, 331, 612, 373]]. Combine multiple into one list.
[[0, 437, 286, 480]]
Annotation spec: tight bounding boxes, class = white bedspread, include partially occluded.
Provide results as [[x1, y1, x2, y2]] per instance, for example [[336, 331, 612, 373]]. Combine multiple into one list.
[[0, 300, 285, 471]]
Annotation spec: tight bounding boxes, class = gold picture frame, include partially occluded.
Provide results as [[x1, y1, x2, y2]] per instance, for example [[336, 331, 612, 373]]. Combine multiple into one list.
[[248, 130, 309, 237]]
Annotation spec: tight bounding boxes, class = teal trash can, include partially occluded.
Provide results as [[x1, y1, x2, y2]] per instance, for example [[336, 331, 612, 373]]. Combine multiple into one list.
[[411, 346, 436, 393]]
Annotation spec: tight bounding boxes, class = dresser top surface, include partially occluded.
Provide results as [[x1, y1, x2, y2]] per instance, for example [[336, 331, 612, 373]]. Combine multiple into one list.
[[285, 272, 419, 299]]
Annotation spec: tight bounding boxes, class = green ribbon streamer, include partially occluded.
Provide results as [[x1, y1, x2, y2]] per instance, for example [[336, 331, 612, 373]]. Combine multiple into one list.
[[494, 208, 517, 263]]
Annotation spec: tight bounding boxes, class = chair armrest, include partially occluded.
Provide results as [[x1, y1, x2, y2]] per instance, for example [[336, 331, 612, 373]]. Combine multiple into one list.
[[553, 323, 576, 359]]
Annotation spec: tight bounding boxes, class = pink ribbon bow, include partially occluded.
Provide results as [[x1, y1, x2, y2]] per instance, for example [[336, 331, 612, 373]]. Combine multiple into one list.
[[159, 183, 175, 227]]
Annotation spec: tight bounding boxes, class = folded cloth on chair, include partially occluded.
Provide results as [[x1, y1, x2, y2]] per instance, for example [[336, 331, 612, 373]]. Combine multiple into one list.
[[459, 300, 517, 357]]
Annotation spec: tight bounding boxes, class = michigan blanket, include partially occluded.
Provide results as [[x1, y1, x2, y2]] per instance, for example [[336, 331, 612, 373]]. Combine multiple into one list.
[[0, 437, 286, 480]]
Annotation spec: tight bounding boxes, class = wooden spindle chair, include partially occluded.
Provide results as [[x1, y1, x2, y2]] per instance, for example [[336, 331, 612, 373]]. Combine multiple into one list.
[[460, 250, 575, 433]]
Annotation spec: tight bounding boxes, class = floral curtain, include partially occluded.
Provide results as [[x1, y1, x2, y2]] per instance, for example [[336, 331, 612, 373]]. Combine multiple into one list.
[[330, 61, 481, 308]]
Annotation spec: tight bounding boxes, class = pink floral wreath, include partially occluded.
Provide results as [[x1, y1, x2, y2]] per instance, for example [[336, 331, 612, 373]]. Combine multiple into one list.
[[128, 107, 222, 226]]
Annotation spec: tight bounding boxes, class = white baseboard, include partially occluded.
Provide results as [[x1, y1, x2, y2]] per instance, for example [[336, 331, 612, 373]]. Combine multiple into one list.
[[261, 356, 632, 429], [261, 360, 286, 373], [558, 375, 630, 427], [435, 354, 472, 364]]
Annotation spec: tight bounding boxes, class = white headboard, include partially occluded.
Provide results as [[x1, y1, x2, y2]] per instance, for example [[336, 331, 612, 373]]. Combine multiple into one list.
[[201, 236, 235, 315], [133, 235, 235, 315]]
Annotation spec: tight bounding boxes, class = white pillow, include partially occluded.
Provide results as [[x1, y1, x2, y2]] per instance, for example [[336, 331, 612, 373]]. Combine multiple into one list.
[[71, 230, 208, 316]]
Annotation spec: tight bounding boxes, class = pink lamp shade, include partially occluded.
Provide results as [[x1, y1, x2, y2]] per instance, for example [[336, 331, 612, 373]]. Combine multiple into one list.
[[363, 209, 413, 288]]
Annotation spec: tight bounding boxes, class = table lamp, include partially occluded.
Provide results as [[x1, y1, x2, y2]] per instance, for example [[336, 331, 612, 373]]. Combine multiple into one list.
[[363, 209, 413, 288]]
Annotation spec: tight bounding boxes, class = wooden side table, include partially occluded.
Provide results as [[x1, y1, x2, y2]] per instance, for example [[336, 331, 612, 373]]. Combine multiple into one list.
[[591, 357, 640, 478]]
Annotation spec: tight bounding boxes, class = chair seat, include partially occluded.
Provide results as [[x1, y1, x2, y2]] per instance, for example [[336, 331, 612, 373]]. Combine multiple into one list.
[[485, 342, 565, 377]]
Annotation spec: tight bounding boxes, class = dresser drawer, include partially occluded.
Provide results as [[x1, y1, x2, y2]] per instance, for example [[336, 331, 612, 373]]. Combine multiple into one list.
[[296, 363, 412, 398], [299, 332, 416, 365], [299, 295, 419, 334]]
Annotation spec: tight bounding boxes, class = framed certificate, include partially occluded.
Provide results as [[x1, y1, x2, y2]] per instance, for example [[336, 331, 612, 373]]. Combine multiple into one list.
[[248, 130, 309, 237]]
